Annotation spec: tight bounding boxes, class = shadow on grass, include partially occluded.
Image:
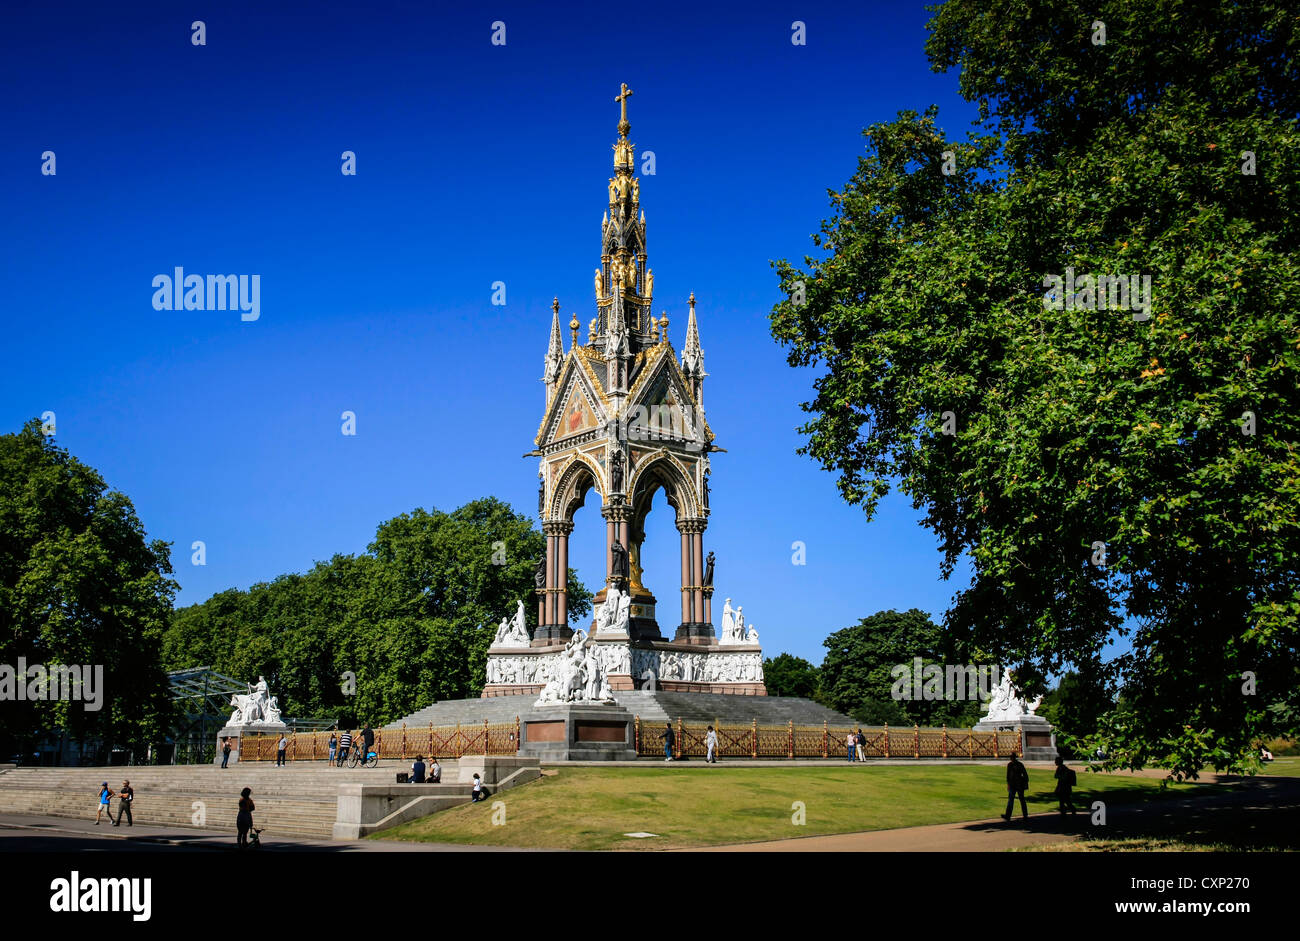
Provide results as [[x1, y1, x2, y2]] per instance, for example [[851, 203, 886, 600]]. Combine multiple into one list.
[[1010, 777, 1300, 851]]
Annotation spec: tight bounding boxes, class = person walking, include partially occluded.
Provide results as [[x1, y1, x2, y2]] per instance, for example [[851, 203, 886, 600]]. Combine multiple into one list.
[[471, 773, 485, 802], [660, 723, 675, 761], [327, 731, 337, 765], [276, 733, 288, 767], [95, 782, 114, 825], [705, 726, 718, 764], [1002, 753, 1030, 822], [220, 737, 232, 769], [410, 755, 426, 784], [855, 729, 867, 762], [846, 730, 856, 761], [429, 757, 442, 783], [336, 729, 353, 766], [112, 779, 134, 827], [236, 787, 255, 849], [1053, 756, 1077, 815]]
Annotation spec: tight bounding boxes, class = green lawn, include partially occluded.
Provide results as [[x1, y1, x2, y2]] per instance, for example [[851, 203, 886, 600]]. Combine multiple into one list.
[[375, 764, 1221, 851], [1260, 756, 1300, 777]]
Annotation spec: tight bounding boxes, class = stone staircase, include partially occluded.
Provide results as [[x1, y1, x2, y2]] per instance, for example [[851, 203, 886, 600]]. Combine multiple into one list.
[[386, 691, 856, 730], [0, 760, 463, 840]]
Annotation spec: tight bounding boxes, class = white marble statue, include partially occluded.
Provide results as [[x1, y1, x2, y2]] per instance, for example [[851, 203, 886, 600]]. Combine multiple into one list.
[[719, 598, 758, 645], [227, 675, 284, 727], [534, 630, 618, 706], [982, 670, 1042, 722], [720, 598, 735, 638], [492, 600, 531, 647], [595, 588, 632, 634]]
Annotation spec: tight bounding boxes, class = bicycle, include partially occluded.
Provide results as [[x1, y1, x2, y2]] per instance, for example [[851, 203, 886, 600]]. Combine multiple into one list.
[[346, 745, 378, 768]]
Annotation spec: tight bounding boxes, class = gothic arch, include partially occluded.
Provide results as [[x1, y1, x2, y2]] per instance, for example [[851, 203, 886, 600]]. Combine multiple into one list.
[[550, 453, 605, 523], [627, 451, 698, 522]]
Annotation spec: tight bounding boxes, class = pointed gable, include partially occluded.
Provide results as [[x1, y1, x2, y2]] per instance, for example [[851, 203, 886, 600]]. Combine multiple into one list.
[[535, 354, 609, 447]]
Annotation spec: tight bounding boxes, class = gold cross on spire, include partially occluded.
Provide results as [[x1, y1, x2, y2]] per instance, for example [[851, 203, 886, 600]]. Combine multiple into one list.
[[615, 82, 634, 130]]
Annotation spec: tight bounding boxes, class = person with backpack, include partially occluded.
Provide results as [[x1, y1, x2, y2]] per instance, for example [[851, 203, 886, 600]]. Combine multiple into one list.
[[855, 728, 868, 762], [1002, 753, 1030, 821], [1053, 756, 1078, 815], [113, 779, 134, 827], [361, 724, 375, 762], [95, 782, 114, 825]]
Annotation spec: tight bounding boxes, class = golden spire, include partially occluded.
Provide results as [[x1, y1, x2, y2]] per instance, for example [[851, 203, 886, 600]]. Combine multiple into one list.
[[613, 82, 635, 170], [615, 82, 634, 135], [569, 313, 580, 347]]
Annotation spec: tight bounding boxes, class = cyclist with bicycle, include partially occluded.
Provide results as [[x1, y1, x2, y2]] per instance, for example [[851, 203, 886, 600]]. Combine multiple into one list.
[[336, 729, 353, 767]]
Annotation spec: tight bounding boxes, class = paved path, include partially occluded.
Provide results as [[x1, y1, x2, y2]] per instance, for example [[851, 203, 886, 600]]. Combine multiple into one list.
[[0, 814, 530, 852]]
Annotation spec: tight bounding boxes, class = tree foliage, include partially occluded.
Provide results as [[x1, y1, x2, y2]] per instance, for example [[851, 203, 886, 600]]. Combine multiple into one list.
[[164, 498, 592, 727], [771, 1, 1299, 777], [0, 420, 176, 753], [818, 609, 983, 727], [762, 653, 820, 700]]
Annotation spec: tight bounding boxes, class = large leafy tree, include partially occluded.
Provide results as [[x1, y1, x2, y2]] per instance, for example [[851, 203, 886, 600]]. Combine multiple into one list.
[[0, 420, 176, 756], [762, 653, 821, 700], [164, 498, 592, 726], [818, 609, 983, 727], [771, 0, 1299, 777]]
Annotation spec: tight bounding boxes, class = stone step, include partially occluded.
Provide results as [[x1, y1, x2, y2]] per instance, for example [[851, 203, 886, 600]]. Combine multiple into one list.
[[385, 691, 858, 731]]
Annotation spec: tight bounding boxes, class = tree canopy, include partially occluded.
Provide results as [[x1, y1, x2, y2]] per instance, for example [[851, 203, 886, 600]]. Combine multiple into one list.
[[164, 498, 592, 727], [0, 420, 176, 755], [771, 0, 1298, 777], [762, 653, 820, 700], [818, 609, 984, 728]]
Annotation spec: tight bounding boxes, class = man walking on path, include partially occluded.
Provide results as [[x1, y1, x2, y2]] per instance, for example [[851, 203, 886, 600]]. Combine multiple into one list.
[[1054, 756, 1078, 815], [95, 782, 114, 825], [661, 723, 675, 761], [113, 780, 134, 827], [855, 729, 867, 762], [705, 726, 717, 763], [276, 734, 288, 767], [1002, 753, 1030, 822]]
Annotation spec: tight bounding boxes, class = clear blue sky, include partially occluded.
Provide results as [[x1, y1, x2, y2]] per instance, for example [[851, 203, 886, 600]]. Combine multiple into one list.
[[0, 0, 984, 665]]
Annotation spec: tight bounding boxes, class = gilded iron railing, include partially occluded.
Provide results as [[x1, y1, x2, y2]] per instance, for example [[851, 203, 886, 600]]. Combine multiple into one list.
[[236, 719, 521, 761], [631, 719, 1021, 760]]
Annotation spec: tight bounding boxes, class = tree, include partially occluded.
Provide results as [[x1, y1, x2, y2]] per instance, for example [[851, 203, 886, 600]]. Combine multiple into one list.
[[0, 420, 176, 757], [164, 498, 593, 726], [1037, 669, 1113, 757], [771, 1, 1299, 777], [762, 653, 820, 700], [818, 609, 981, 726]]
